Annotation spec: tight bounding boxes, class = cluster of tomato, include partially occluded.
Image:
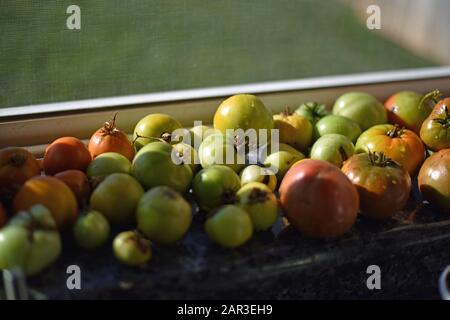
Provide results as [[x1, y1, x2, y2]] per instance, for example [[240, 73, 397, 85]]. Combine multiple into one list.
[[0, 90, 449, 276]]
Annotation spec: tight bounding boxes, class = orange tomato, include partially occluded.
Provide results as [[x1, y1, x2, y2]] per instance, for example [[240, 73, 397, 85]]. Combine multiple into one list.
[[13, 176, 78, 230], [0, 147, 41, 198], [43, 137, 91, 175], [0, 203, 7, 227], [54, 170, 91, 205]]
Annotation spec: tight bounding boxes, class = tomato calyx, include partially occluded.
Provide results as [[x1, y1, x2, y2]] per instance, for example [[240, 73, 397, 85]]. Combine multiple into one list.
[[247, 188, 270, 204], [418, 89, 442, 110], [368, 150, 400, 168], [386, 124, 405, 138], [8, 153, 27, 167], [99, 112, 121, 136], [301, 102, 327, 117], [128, 230, 152, 254], [432, 106, 450, 128]]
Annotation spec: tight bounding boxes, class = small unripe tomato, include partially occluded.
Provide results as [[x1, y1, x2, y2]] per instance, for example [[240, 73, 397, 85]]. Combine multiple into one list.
[[240, 165, 277, 192], [113, 231, 152, 266], [73, 210, 110, 249]]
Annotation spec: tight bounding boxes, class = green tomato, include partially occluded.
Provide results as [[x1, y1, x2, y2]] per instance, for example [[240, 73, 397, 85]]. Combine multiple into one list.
[[315, 115, 362, 143], [205, 205, 253, 248], [213, 94, 274, 146], [133, 113, 182, 150], [113, 231, 151, 267], [132, 142, 193, 193], [137, 186, 192, 244], [240, 165, 277, 192], [189, 125, 218, 150], [192, 165, 241, 211], [294, 101, 329, 125], [236, 182, 278, 231], [310, 134, 355, 167], [172, 143, 200, 174], [90, 173, 144, 225], [198, 133, 245, 173], [263, 143, 305, 181], [73, 210, 110, 249], [86, 152, 131, 178], [332, 92, 387, 131]]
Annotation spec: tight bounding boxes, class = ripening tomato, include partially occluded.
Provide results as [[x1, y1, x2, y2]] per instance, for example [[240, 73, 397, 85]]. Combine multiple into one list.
[[0, 147, 41, 199], [279, 159, 359, 238], [88, 113, 135, 161], [355, 124, 425, 175], [43, 137, 91, 175], [342, 152, 411, 219], [418, 148, 450, 213], [420, 98, 450, 151], [54, 170, 91, 205], [273, 111, 313, 151], [384, 90, 440, 134], [0, 203, 7, 227], [13, 175, 78, 230]]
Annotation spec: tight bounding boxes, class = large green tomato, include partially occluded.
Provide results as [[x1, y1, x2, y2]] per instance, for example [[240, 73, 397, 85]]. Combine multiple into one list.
[[132, 142, 193, 193], [205, 205, 253, 248], [333, 92, 387, 131], [315, 115, 361, 143], [213, 94, 273, 146], [0, 205, 61, 276], [90, 173, 144, 225], [133, 113, 182, 150], [73, 210, 111, 249], [192, 165, 241, 211], [86, 152, 131, 178], [294, 101, 329, 125], [198, 133, 245, 173], [137, 186, 192, 244], [263, 143, 305, 181], [310, 134, 355, 167]]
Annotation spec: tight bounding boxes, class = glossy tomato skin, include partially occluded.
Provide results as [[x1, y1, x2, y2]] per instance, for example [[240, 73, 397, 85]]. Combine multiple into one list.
[[273, 113, 313, 151], [420, 98, 450, 151], [384, 91, 436, 135], [43, 137, 91, 175], [279, 159, 359, 238], [0, 147, 41, 198], [88, 126, 134, 161], [355, 124, 425, 175], [133, 113, 182, 150], [13, 176, 78, 230], [54, 170, 91, 205], [315, 115, 361, 142], [418, 149, 450, 213], [342, 153, 411, 219]]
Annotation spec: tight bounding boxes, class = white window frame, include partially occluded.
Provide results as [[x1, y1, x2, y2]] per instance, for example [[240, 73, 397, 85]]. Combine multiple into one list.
[[1, 66, 450, 156]]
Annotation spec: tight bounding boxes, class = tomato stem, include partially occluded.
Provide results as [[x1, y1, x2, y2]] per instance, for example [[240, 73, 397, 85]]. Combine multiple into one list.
[[386, 124, 404, 138], [133, 133, 169, 145], [418, 89, 441, 110]]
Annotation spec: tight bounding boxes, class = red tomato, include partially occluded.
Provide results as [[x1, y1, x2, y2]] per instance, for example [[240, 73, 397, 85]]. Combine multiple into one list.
[[54, 170, 91, 205], [0, 203, 7, 227], [43, 137, 91, 175], [88, 113, 135, 161], [418, 148, 450, 213], [279, 159, 359, 238], [342, 152, 411, 220], [0, 147, 41, 198], [355, 124, 425, 175]]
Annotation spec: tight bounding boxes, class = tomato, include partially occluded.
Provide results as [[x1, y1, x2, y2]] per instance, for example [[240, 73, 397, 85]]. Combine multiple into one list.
[[342, 152, 411, 219], [13, 176, 78, 230], [236, 182, 278, 231], [132, 142, 193, 193], [86, 152, 132, 178], [213, 94, 274, 146], [0, 204, 61, 276], [420, 98, 450, 151], [90, 173, 144, 225], [55, 170, 91, 205], [205, 205, 253, 248], [173, 142, 200, 174], [113, 231, 152, 266], [263, 143, 305, 181], [73, 210, 110, 249], [310, 134, 355, 168], [240, 165, 277, 192], [189, 125, 218, 150], [198, 132, 245, 173], [273, 111, 313, 151], [315, 115, 361, 142], [279, 159, 359, 238], [137, 186, 192, 244], [88, 113, 135, 161], [0, 203, 7, 227], [332, 92, 387, 131], [133, 113, 182, 150], [384, 90, 440, 134], [294, 101, 329, 125], [0, 147, 41, 199], [418, 148, 450, 213], [355, 124, 425, 175], [43, 137, 91, 175], [192, 165, 241, 211]]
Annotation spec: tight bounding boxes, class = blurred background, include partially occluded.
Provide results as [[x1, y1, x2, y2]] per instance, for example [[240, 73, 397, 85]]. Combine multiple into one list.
[[0, 0, 449, 109]]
